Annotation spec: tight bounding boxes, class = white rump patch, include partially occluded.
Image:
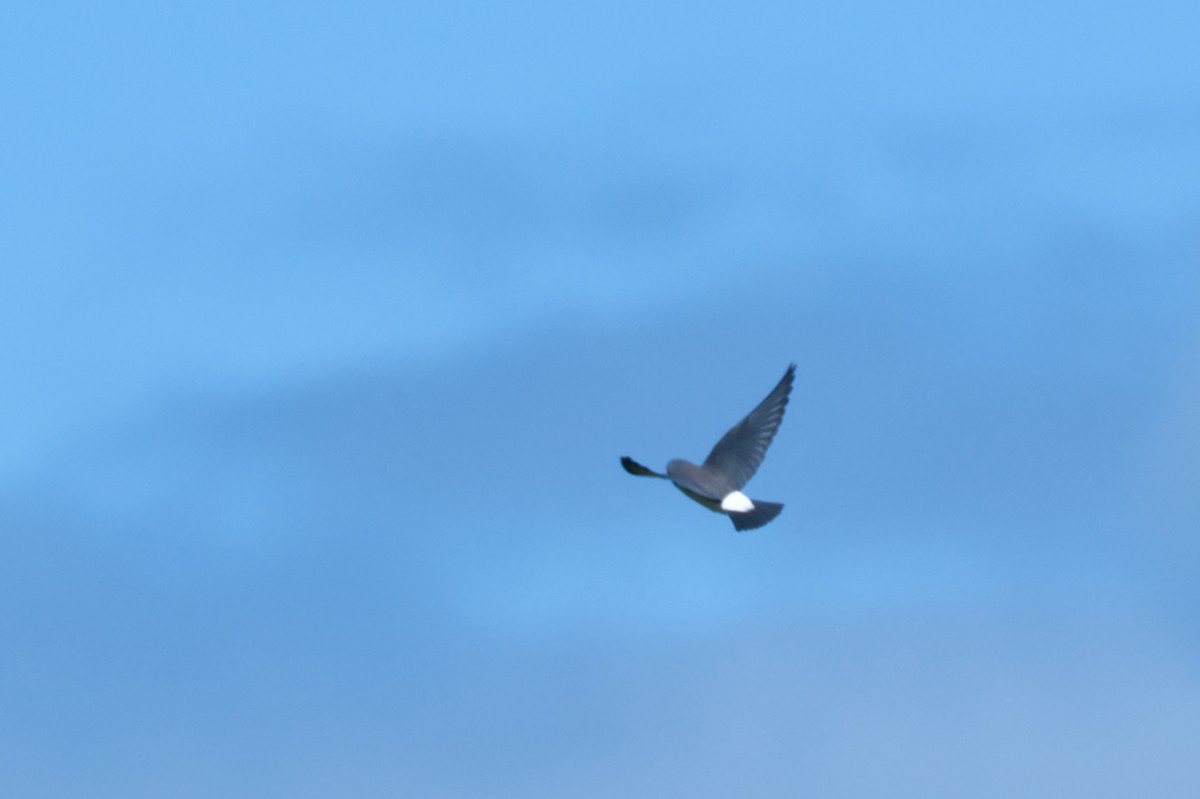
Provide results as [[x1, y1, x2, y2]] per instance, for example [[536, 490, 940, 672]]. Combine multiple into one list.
[[720, 491, 755, 513]]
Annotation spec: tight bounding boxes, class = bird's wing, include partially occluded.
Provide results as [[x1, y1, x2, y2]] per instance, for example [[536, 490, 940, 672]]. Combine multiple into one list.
[[702, 364, 795, 489], [621, 456, 667, 478]]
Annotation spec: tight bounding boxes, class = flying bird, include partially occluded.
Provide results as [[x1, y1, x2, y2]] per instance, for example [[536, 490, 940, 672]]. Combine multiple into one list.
[[622, 363, 795, 531]]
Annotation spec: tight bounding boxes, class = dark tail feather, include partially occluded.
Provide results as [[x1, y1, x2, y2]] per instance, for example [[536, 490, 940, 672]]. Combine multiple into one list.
[[729, 500, 783, 532], [621, 456, 667, 478]]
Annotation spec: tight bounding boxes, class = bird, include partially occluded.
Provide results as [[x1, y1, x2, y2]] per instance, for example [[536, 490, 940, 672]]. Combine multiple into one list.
[[622, 363, 795, 532]]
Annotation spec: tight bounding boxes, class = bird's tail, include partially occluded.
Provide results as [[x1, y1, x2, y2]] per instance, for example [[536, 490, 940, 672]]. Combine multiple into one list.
[[729, 500, 783, 532], [621, 456, 667, 478]]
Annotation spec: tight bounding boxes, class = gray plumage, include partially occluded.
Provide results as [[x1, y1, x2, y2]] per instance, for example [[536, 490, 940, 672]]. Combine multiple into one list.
[[622, 363, 795, 532]]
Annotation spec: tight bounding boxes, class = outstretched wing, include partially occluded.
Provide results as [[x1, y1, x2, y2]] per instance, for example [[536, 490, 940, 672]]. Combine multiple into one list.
[[702, 364, 795, 489]]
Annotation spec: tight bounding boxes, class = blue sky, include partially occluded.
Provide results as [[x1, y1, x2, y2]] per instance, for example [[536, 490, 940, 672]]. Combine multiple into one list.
[[3, 1, 1200, 796]]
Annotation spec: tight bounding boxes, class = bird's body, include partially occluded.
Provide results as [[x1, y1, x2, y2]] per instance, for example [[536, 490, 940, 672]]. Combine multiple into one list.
[[622, 364, 795, 532]]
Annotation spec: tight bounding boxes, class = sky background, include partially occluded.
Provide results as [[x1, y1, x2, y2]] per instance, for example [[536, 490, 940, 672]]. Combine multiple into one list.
[[3, 1, 1200, 796]]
